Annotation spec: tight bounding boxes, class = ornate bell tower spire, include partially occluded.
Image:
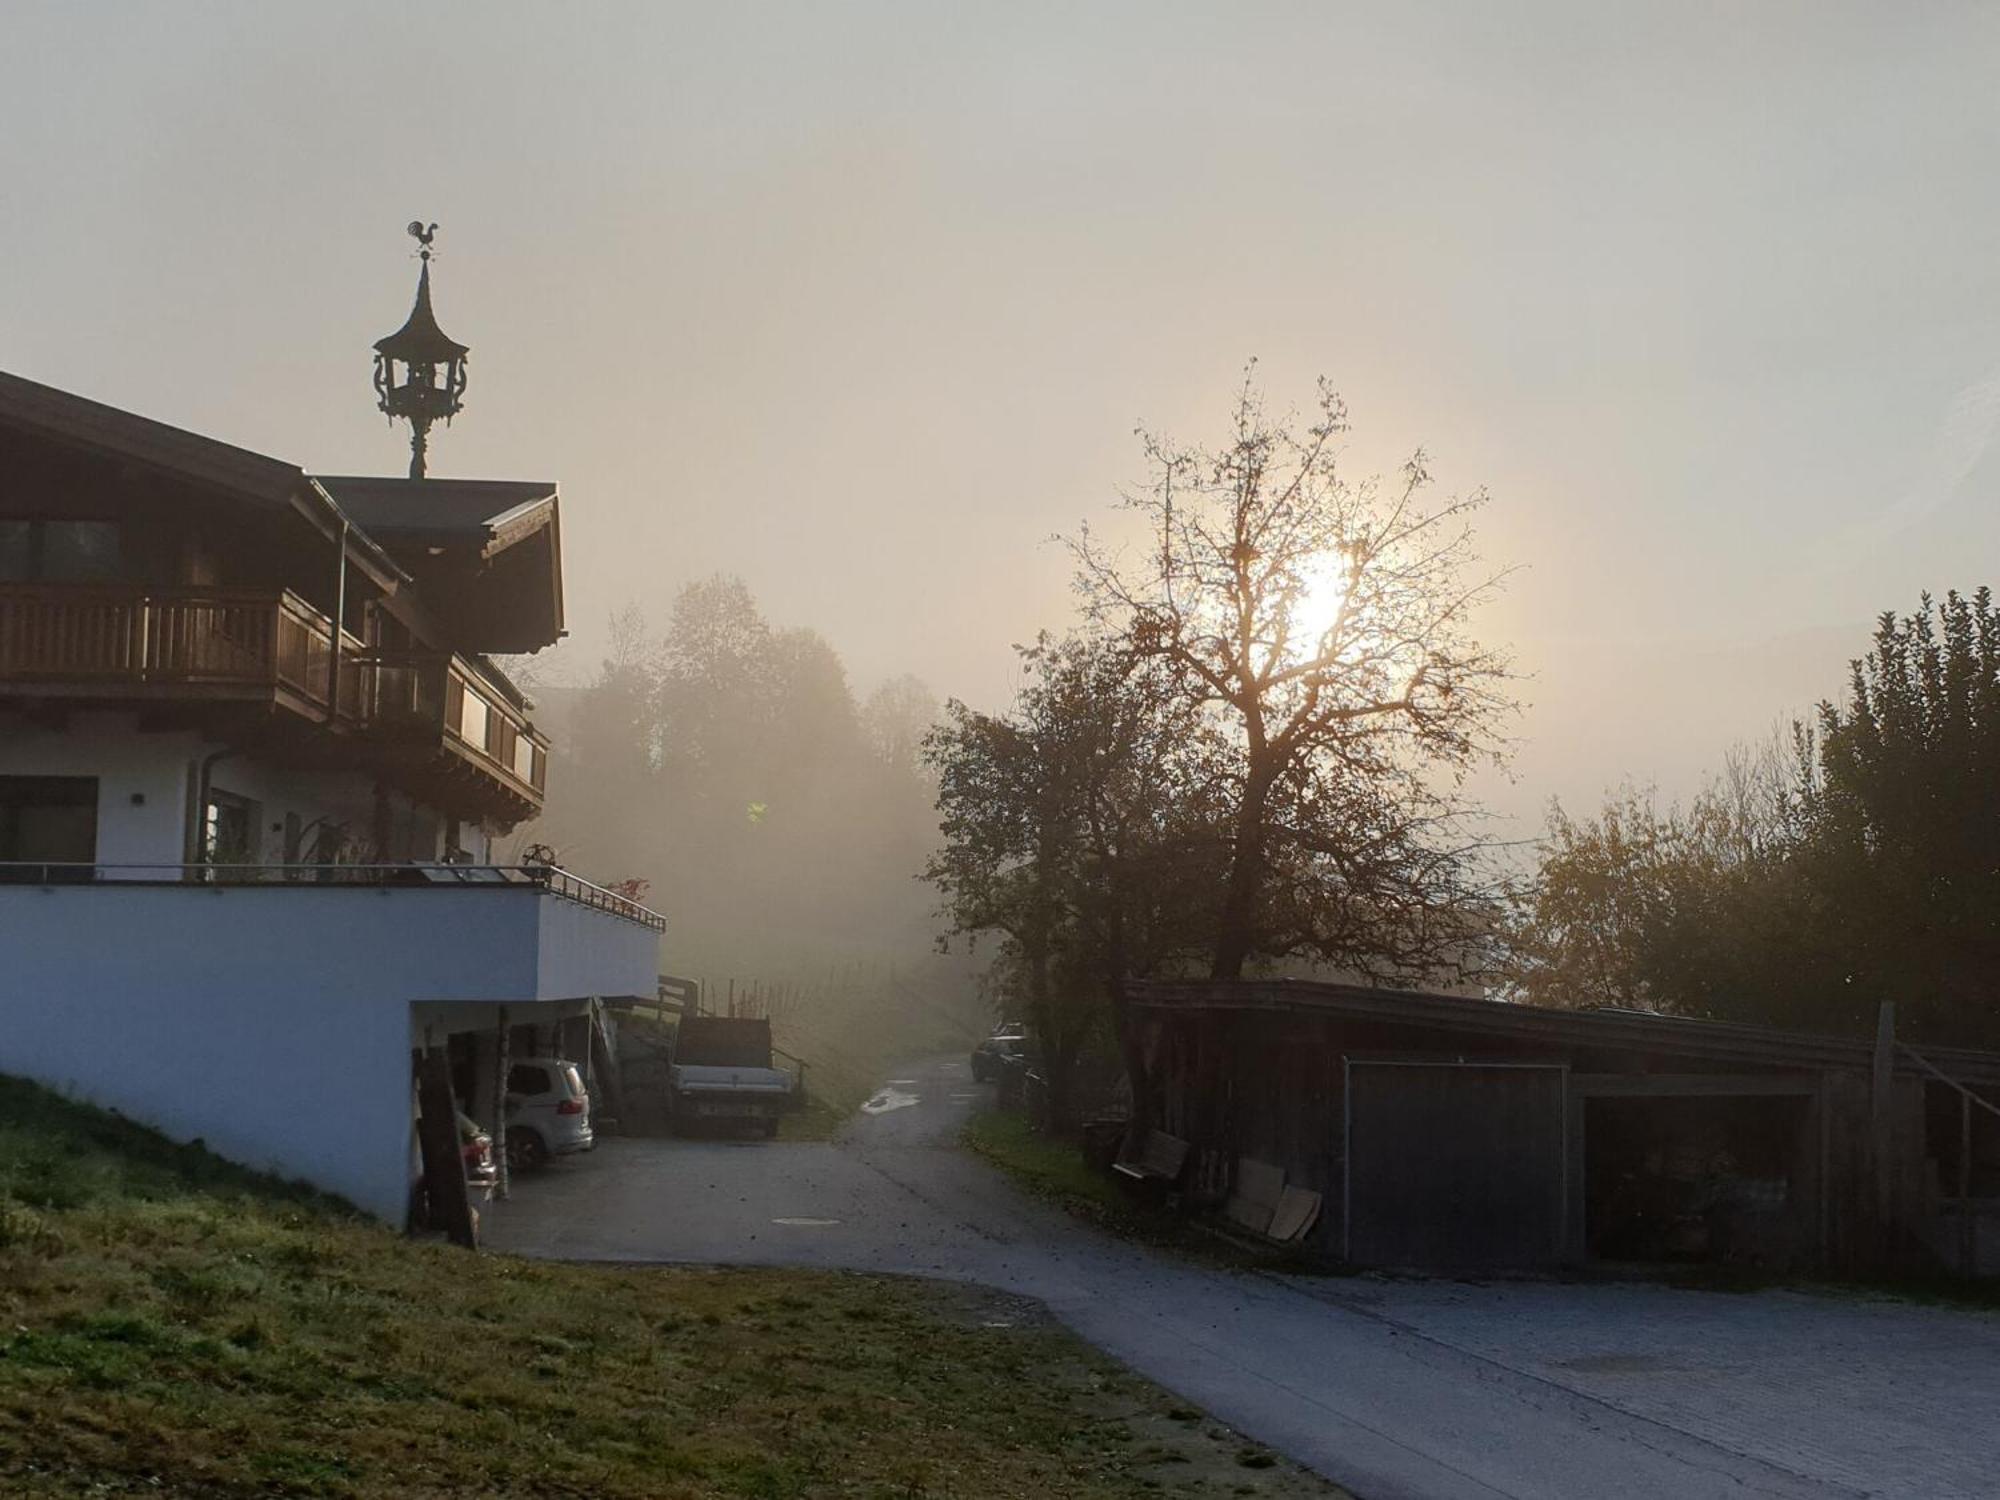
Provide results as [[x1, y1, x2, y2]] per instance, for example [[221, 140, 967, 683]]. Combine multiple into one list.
[[372, 222, 469, 479]]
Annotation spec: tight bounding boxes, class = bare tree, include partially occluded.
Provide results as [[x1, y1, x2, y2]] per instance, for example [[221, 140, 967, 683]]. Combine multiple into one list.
[[1070, 368, 1515, 981]]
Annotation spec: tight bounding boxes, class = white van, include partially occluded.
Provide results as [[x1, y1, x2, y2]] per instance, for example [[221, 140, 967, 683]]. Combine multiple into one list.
[[502, 1056, 594, 1170]]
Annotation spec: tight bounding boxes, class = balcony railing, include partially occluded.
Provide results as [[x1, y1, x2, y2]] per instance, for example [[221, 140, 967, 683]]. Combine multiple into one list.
[[0, 584, 546, 799], [361, 650, 548, 798], [443, 659, 548, 797], [0, 583, 367, 719], [0, 861, 666, 932]]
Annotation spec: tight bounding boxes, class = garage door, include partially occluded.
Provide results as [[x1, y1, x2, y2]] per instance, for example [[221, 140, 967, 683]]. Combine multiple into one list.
[[1345, 1061, 1566, 1269]]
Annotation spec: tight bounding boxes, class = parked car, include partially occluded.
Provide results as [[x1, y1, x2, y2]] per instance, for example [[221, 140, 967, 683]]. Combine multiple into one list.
[[970, 1023, 1030, 1082], [409, 1108, 499, 1230], [458, 1110, 498, 1191], [502, 1057, 594, 1171]]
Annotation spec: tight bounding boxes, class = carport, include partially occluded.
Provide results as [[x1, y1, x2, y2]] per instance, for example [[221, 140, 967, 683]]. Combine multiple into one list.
[[408, 996, 619, 1244]]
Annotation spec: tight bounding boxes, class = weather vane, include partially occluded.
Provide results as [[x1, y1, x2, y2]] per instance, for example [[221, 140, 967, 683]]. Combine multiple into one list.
[[372, 220, 468, 479]]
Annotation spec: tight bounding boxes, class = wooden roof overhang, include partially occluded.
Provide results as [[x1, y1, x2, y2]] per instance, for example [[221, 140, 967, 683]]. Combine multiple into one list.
[[1125, 978, 2000, 1087], [311, 476, 565, 654]]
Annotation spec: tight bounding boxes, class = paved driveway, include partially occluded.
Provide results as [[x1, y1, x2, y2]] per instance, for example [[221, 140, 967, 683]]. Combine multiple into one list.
[[485, 1054, 2000, 1500]]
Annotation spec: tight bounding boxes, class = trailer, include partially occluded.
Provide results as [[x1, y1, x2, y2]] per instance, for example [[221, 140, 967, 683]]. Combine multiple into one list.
[[669, 1016, 797, 1137]]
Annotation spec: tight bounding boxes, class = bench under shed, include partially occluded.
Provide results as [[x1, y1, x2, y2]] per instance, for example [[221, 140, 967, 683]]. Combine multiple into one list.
[[1113, 1128, 1189, 1184]]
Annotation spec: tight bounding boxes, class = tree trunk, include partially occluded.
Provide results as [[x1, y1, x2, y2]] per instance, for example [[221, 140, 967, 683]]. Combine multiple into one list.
[[1043, 1028, 1078, 1137], [1211, 760, 1274, 980]]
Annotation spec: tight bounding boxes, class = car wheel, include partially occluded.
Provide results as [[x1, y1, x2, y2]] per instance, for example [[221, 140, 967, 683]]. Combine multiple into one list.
[[506, 1127, 549, 1173]]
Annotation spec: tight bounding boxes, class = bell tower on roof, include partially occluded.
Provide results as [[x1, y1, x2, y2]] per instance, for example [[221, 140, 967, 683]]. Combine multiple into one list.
[[372, 221, 469, 479]]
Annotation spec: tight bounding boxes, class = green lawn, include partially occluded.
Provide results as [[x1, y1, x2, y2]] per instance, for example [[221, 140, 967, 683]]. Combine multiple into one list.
[[0, 1078, 1343, 1498]]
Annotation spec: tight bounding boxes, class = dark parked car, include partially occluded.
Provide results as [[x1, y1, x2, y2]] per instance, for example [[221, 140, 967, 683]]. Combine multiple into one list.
[[970, 1023, 1029, 1082], [410, 1109, 498, 1230], [458, 1111, 498, 1190]]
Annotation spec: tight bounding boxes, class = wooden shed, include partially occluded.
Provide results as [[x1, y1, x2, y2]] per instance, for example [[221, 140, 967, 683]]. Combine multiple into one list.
[[1125, 980, 2000, 1276]]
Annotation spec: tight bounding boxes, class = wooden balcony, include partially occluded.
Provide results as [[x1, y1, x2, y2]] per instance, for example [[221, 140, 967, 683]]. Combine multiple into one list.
[[0, 583, 546, 811], [0, 583, 365, 717], [368, 649, 549, 804]]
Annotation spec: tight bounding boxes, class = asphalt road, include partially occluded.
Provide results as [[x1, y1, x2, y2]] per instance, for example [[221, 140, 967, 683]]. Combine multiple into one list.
[[485, 1054, 2000, 1500]]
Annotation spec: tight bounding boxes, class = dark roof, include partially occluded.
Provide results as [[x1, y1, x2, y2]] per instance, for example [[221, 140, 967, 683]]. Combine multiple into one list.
[[0, 368, 408, 587], [312, 476, 557, 555], [1126, 978, 2000, 1086], [0, 365, 567, 653], [0, 367, 302, 508], [313, 474, 566, 651], [373, 261, 469, 364]]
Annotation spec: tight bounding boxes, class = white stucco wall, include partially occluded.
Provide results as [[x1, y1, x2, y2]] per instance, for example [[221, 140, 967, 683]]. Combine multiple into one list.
[[0, 710, 466, 870], [0, 882, 660, 1221], [0, 711, 198, 866], [536, 890, 661, 999]]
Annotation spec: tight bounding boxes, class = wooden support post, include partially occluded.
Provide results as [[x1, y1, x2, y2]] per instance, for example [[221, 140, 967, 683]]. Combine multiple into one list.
[[588, 997, 626, 1125], [1871, 1000, 1896, 1231], [492, 1006, 511, 1201], [1961, 1090, 1975, 1277], [415, 1049, 476, 1249]]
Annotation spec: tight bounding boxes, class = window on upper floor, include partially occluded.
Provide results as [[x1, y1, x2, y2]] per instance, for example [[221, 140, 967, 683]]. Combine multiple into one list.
[[0, 520, 124, 582], [0, 522, 28, 579], [459, 687, 489, 748]]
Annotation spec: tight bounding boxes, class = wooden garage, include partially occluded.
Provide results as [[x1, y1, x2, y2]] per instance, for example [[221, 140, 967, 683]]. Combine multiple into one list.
[[1125, 979, 2000, 1276]]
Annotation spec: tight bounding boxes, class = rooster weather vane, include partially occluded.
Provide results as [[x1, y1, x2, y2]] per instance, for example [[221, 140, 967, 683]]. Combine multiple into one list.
[[372, 221, 468, 478]]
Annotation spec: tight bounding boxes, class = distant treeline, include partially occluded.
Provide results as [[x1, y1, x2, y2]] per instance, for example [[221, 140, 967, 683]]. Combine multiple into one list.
[[1508, 588, 2000, 1049], [528, 575, 951, 988]]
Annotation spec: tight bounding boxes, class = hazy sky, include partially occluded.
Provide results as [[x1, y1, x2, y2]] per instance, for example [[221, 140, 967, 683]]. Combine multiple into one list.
[[4, 3, 1997, 833]]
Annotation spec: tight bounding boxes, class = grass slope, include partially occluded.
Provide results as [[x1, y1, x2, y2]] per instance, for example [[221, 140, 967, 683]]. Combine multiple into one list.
[[0, 1078, 1343, 1498], [961, 1109, 1176, 1242]]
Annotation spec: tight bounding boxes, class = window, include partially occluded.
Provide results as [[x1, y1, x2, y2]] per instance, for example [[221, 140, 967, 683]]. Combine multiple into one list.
[[43, 522, 122, 581], [0, 522, 29, 581], [0, 520, 123, 582], [202, 790, 258, 868], [459, 689, 489, 748], [508, 1064, 551, 1096], [0, 776, 98, 881]]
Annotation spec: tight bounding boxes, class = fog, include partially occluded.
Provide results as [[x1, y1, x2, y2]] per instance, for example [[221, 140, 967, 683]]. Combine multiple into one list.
[[6, 3, 1999, 874]]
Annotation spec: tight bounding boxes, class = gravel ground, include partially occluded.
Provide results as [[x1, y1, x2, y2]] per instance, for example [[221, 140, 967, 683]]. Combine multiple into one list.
[[485, 1054, 2000, 1500]]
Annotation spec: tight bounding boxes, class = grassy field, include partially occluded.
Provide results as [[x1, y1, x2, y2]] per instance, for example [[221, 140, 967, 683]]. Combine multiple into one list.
[[0, 1077, 1344, 1498]]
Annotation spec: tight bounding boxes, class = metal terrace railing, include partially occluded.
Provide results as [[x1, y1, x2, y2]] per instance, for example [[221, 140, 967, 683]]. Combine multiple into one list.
[[0, 862, 667, 932]]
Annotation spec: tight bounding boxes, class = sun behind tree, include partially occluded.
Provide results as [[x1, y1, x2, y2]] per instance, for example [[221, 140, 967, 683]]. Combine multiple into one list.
[[1069, 366, 1517, 982]]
